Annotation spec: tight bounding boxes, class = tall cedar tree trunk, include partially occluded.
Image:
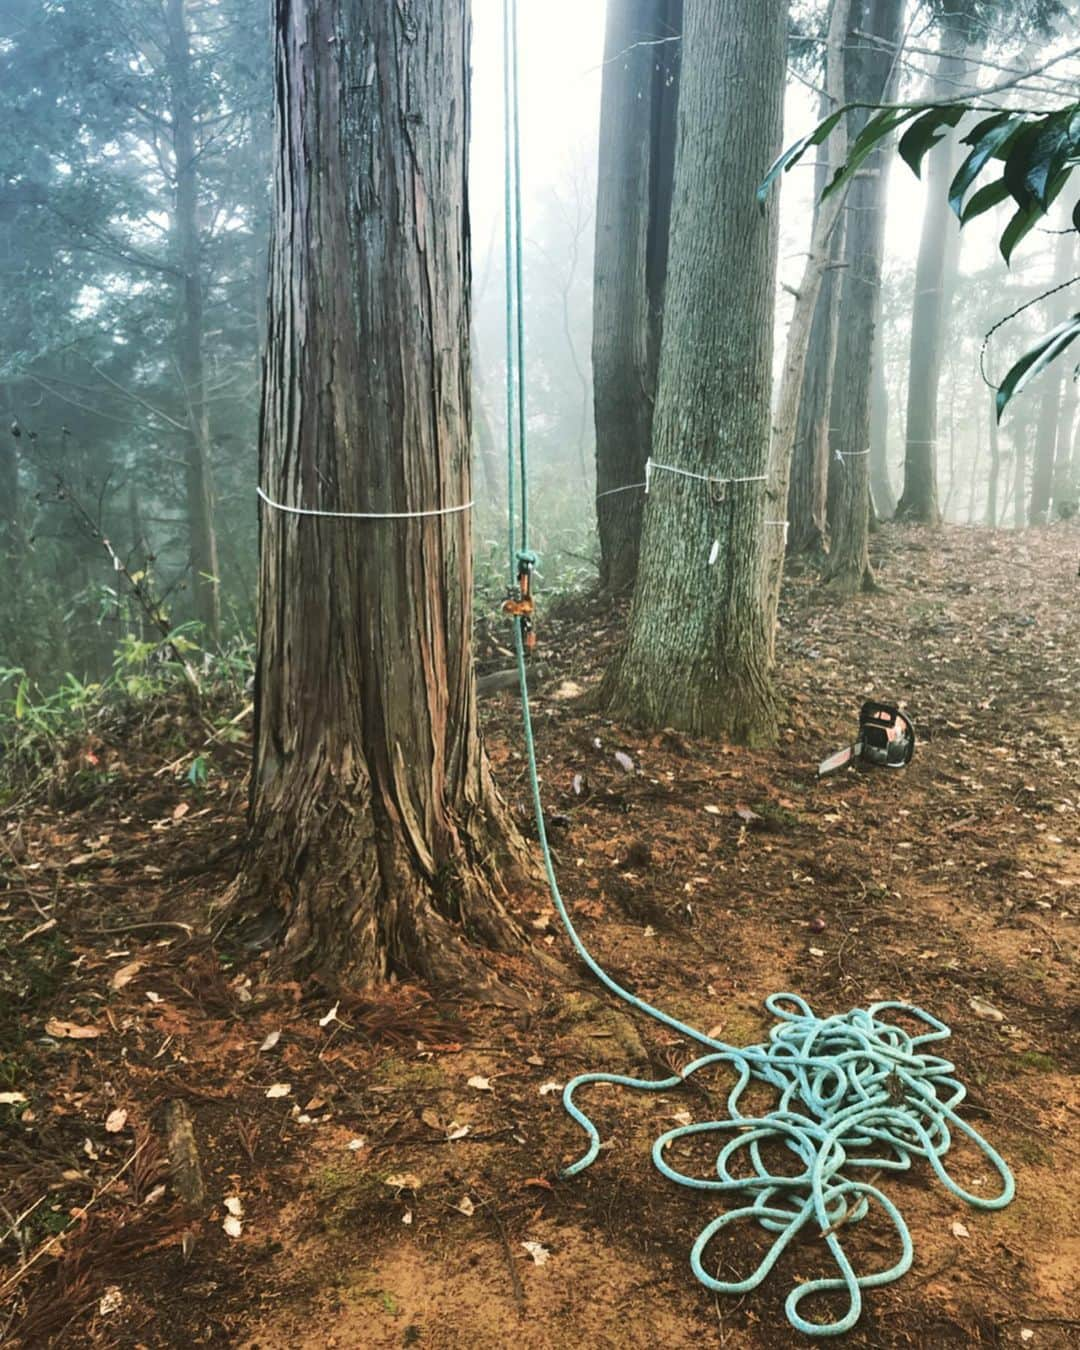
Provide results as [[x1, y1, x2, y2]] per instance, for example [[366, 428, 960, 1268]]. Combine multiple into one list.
[[787, 214, 843, 557], [825, 0, 903, 593], [1053, 362, 1078, 516], [762, 0, 850, 651], [894, 27, 966, 524], [869, 332, 894, 515], [986, 388, 1001, 525], [593, 0, 681, 593], [165, 0, 221, 645], [1030, 221, 1075, 522], [942, 354, 958, 516], [240, 0, 528, 989], [966, 398, 983, 523], [0, 419, 16, 560], [602, 0, 784, 742], [787, 3, 868, 564], [1012, 408, 1032, 528]]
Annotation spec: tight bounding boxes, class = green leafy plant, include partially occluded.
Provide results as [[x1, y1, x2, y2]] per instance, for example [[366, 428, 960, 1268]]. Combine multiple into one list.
[[761, 97, 1080, 416]]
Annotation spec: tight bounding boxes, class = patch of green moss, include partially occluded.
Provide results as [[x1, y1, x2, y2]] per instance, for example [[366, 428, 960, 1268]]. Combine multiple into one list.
[[1012, 1138, 1052, 1167], [1016, 1050, 1057, 1073], [307, 1163, 401, 1236], [556, 992, 647, 1068], [375, 1055, 447, 1091], [753, 801, 802, 830], [660, 999, 766, 1049]]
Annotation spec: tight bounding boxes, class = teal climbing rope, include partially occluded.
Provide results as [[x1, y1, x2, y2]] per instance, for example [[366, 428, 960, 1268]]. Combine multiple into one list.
[[497, 3, 1014, 1335]]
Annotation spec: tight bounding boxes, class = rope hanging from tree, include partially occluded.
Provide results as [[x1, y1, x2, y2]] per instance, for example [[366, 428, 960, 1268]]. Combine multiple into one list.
[[498, 0, 1015, 1335]]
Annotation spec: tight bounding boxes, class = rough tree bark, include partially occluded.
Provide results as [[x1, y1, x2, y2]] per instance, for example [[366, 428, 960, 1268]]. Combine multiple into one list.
[[824, 0, 903, 594], [1030, 221, 1075, 523], [1052, 365, 1078, 516], [602, 0, 785, 742], [893, 25, 967, 525], [592, 0, 681, 594], [787, 229, 843, 559], [165, 0, 221, 645], [986, 388, 1001, 526], [237, 0, 529, 990], [966, 397, 983, 524], [763, 0, 850, 649], [1011, 406, 1033, 529], [869, 332, 895, 517], [0, 418, 16, 561]]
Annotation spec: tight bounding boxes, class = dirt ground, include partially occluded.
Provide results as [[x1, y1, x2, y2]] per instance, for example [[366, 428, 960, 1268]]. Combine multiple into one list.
[[2, 523, 1078, 1348]]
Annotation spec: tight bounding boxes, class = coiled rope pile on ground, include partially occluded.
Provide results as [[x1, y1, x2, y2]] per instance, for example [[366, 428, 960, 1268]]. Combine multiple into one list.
[[497, 1, 1014, 1334], [559, 994, 1015, 1336]]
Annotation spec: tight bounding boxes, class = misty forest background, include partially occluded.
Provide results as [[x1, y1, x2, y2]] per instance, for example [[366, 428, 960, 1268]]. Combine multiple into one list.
[[1, 0, 1078, 716]]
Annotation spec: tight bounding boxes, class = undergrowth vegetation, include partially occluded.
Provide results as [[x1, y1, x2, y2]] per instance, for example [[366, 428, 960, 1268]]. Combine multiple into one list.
[[0, 628, 254, 800], [0, 482, 598, 800]]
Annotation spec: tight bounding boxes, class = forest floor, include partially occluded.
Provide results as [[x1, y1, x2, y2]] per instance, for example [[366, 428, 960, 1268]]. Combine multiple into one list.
[[1, 523, 1078, 1349]]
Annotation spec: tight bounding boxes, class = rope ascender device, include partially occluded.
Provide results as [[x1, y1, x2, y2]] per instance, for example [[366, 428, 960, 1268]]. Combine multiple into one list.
[[502, 549, 538, 651], [818, 701, 916, 777]]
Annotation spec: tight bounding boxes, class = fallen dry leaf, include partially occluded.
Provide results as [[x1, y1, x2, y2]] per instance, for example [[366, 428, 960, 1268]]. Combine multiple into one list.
[[521, 1240, 550, 1266], [258, 1029, 281, 1053], [104, 1107, 128, 1133], [467, 1075, 492, 1092], [383, 1172, 421, 1191], [45, 1018, 101, 1039], [98, 1286, 124, 1316], [223, 1215, 243, 1238], [264, 1083, 291, 1099], [110, 960, 143, 991]]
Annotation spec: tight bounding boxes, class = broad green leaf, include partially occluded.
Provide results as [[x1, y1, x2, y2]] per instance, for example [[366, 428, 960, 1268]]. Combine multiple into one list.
[[959, 176, 1011, 225], [14, 675, 28, 721], [996, 313, 1080, 420], [1018, 109, 1078, 206], [898, 106, 965, 179], [757, 108, 845, 205], [949, 113, 1020, 218], [822, 106, 922, 200], [1003, 121, 1044, 208], [1000, 167, 1070, 263]]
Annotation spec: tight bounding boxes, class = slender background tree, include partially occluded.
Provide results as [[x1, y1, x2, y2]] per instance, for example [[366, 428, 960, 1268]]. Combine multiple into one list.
[[592, 0, 681, 593]]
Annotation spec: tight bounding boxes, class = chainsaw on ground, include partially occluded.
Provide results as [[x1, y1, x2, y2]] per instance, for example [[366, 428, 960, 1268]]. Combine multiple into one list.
[[817, 701, 916, 777]]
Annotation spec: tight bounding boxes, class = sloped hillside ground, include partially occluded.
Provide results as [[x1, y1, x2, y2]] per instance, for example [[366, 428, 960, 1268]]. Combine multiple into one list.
[[1, 524, 1077, 1348]]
